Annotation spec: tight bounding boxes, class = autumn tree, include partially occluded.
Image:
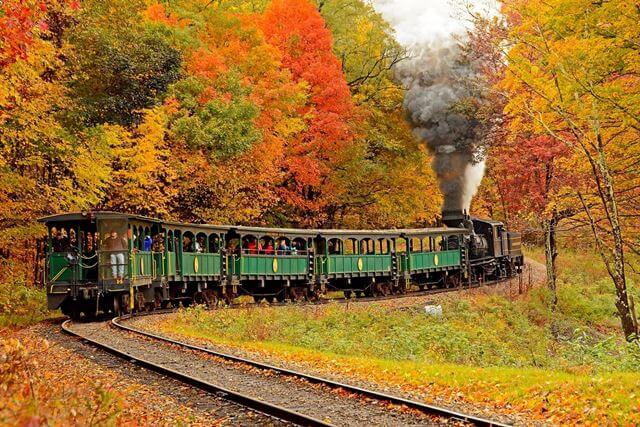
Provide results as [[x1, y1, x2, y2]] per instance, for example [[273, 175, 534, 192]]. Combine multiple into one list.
[[67, 0, 181, 126], [316, 0, 440, 227], [260, 0, 357, 226], [498, 0, 640, 339], [465, 10, 580, 308]]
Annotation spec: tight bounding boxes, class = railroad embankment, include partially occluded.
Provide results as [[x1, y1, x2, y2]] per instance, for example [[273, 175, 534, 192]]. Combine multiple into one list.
[[144, 254, 640, 425]]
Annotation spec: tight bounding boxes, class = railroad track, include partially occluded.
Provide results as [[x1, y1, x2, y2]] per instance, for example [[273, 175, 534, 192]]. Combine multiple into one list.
[[63, 316, 511, 426], [62, 319, 327, 426], [113, 314, 511, 427]]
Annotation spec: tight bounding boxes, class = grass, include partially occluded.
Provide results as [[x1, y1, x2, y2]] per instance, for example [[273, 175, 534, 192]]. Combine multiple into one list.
[[157, 248, 640, 423]]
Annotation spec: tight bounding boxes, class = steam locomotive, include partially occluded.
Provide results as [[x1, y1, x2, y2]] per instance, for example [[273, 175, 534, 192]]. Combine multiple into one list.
[[40, 210, 523, 319]]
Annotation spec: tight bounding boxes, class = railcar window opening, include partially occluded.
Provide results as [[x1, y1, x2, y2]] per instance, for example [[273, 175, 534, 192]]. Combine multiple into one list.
[[97, 218, 128, 280], [208, 234, 220, 253], [274, 236, 291, 255], [377, 238, 391, 254], [166, 230, 174, 252], [195, 232, 207, 253], [143, 226, 152, 252], [327, 238, 342, 255], [50, 226, 72, 253], [257, 235, 274, 254], [292, 237, 307, 255], [344, 238, 358, 255], [410, 237, 422, 253], [242, 234, 259, 254], [396, 239, 406, 253], [360, 238, 375, 255], [182, 231, 196, 253], [151, 231, 165, 252]]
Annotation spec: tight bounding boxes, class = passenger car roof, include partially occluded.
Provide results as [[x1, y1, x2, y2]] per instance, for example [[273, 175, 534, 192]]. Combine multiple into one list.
[[38, 211, 468, 238]]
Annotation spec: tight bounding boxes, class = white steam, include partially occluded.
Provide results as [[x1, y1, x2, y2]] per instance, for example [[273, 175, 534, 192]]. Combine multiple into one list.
[[371, 0, 497, 213]]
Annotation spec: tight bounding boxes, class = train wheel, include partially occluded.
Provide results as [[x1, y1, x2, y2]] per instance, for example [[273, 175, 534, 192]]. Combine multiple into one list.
[[356, 291, 364, 298], [343, 290, 353, 299], [275, 292, 286, 303], [265, 295, 275, 304], [193, 292, 205, 305], [203, 289, 218, 308], [113, 296, 122, 316], [154, 291, 163, 309], [121, 294, 131, 315], [307, 288, 320, 302], [418, 284, 425, 291], [253, 295, 263, 304], [135, 291, 146, 312]]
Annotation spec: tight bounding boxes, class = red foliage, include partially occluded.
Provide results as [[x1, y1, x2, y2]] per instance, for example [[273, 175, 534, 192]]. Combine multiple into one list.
[[260, 0, 355, 215], [0, 1, 37, 68], [0, 0, 79, 69], [492, 134, 574, 216]]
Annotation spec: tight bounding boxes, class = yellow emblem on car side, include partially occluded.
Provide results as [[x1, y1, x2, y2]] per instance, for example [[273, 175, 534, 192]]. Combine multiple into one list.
[[357, 257, 363, 271], [273, 258, 278, 273], [140, 257, 145, 275], [194, 257, 199, 273], [434, 254, 439, 266]]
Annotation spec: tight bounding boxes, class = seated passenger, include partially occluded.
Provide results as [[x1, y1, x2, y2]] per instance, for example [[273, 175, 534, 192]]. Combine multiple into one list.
[[209, 239, 219, 253], [196, 236, 205, 253], [183, 236, 194, 252], [246, 238, 258, 254], [104, 230, 127, 283], [290, 241, 298, 255], [276, 239, 289, 255], [264, 240, 274, 255]]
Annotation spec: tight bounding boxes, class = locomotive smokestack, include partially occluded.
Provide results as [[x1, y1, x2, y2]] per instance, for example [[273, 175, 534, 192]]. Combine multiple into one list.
[[441, 209, 465, 228]]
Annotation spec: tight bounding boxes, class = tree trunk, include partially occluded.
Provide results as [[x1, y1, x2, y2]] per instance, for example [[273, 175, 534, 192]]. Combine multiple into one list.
[[543, 215, 558, 310]]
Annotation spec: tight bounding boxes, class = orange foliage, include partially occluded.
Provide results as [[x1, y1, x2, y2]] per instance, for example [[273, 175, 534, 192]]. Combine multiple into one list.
[[261, 0, 357, 220]]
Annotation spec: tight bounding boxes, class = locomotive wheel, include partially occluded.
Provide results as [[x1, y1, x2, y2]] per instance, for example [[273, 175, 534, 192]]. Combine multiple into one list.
[[288, 287, 306, 302], [308, 290, 320, 302], [223, 289, 237, 306]]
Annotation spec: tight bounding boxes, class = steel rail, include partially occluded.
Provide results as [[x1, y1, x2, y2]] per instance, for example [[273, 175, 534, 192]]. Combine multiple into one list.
[[113, 316, 511, 427], [61, 320, 331, 427]]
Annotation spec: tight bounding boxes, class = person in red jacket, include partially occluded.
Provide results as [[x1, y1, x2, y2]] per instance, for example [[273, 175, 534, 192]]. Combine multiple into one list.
[[246, 238, 258, 254]]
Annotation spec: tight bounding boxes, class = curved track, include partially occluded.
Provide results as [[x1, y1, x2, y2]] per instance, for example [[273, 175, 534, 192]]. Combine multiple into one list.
[[113, 314, 511, 427], [62, 319, 329, 426]]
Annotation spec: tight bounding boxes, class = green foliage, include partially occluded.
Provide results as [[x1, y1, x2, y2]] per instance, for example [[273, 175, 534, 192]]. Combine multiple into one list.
[[169, 75, 261, 158], [0, 261, 51, 327], [68, 0, 181, 126]]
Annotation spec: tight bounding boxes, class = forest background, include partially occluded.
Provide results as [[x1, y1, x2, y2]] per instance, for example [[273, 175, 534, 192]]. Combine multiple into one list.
[[1, 0, 639, 338]]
